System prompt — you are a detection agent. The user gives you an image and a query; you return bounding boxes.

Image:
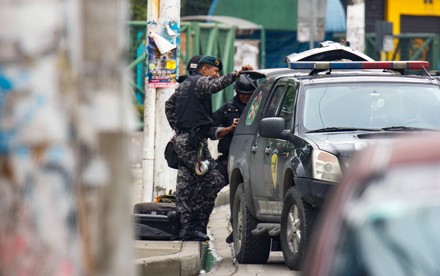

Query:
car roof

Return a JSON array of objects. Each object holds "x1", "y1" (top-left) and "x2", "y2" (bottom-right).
[
  {"x1": 248, "y1": 61, "x2": 440, "y2": 85},
  {"x1": 247, "y1": 43, "x2": 435, "y2": 84},
  {"x1": 285, "y1": 41, "x2": 374, "y2": 63},
  {"x1": 246, "y1": 42, "x2": 375, "y2": 80},
  {"x1": 247, "y1": 64, "x2": 434, "y2": 84},
  {"x1": 294, "y1": 73, "x2": 436, "y2": 85},
  {"x1": 258, "y1": 69, "x2": 435, "y2": 87}
]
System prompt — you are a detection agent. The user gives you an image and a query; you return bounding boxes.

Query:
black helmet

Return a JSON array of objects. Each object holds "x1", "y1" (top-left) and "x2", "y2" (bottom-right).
[
  {"x1": 177, "y1": 55, "x2": 202, "y2": 83},
  {"x1": 186, "y1": 55, "x2": 202, "y2": 74},
  {"x1": 234, "y1": 75, "x2": 257, "y2": 94}
]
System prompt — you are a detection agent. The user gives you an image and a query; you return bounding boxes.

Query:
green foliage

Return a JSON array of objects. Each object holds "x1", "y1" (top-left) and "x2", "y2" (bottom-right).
[
  {"x1": 181, "y1": 0, "x2": 212, "y2": 16},
  {"x1": 130, "y1": 0, "x2": 148, "y2": 21}
]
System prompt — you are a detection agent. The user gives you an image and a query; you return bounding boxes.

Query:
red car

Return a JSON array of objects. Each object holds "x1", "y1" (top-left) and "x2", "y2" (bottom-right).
[{"x1": 304, "y1": 134, "x2": 440, "y2": 275}]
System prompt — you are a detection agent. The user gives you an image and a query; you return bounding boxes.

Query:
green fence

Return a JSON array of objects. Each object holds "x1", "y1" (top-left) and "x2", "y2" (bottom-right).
[
  {"x1": 180, "y1": 21, "x2": 236, "y2": 110},
  {"x1": 127, "y1": 21, "x2": 236, "y2": 112},
  {"x1": 127, "y1": 21, "x2": 147, "y2": 110},
  {"x1": 128, "y1": 24, "x2": 440, "y2": 119},
  {"x1": 365, "y1": 33, "x2": 440, "y2": 70}
]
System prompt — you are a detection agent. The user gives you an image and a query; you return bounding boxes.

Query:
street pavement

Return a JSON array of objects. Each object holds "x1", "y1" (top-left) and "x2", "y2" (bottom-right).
[
  {"x1": 133, "y1": 186, "x2": 231, "y2": 276},
  {"x1": 134, "y1": 186, "x2": 301, "y2": 275},
  {"x1": 203, "y1": 194, "x2": 300, "y2": 276},
  {"x1": 130, "y1": 133, "x2": 299, "y2": 275}
]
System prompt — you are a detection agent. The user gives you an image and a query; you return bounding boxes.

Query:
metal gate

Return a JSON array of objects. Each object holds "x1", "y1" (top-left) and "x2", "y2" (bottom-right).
[{"x1": 365, "y1": 33, "x2": 440, "y2": 70}]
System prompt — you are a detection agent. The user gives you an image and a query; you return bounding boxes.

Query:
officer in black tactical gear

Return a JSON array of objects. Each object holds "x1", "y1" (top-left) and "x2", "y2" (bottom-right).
[
  {"x1": 165, "y1": 55, "x2": 253, "y2": 241},
  {"x1": 212, "y1": 74, "x2": 258, "y2": 180},
  {"x1": 212, "y1": 74, "x2": 257, "y2": 243},
  {"x1": 165, "y1": 55, "x2": 202, "y2": 130}
]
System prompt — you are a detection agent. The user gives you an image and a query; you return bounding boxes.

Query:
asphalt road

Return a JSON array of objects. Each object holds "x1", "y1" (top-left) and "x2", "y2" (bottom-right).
[{"x1": 204, "y1": 204, "x2": 302, "y2": 276}]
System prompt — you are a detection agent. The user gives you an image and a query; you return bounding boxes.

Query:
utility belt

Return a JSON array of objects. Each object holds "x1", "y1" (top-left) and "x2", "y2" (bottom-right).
[
  {"x1": 176, "y1": 125, "x2": 212, "y2": 176},
  {"x1": 176, "y1": 125, "x2": 211, "y2": 137},
  {"x1": 176, "y1": 125, "x2": 211, "y2": 148}
]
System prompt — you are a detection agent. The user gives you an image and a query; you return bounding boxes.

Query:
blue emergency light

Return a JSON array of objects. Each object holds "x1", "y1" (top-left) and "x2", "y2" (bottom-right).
[{"x1": 288, "y1": 61, "x2": 430, "y2": 70}]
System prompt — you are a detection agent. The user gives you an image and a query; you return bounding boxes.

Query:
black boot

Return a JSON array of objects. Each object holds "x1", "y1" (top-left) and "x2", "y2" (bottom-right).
[
  {"x1": 178, "y1": 226, "x2": 192, "y2": 241},
  {"x1": 179, "y1": 227, "x2": 209, "y2": 241},
  {"x1": 191, "y1": 230, "x2": 210, "y2": 241}
]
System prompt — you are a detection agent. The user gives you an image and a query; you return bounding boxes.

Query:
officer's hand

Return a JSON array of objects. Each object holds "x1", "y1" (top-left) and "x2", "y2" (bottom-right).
[
  {"x1": 237, "y1": 65, "x2": 254, "y2": 76},
  {"x1": 241, "y1": 65, "x2": 253, "y2": 71},
  {"x1": 217, "y1": 121, "x2": 238, "y2": 138},
  {"x1": 231, "y1": 118, "x2": 240, "y2": 128}
]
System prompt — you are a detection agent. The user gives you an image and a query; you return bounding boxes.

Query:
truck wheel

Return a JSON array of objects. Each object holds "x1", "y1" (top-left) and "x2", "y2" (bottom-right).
[
  {"x1": 280, "y1": 186, "x2": 317, "y2": 270},
  {"x1": 232, "y1": 183, "x2": 271, "y2": 264}
]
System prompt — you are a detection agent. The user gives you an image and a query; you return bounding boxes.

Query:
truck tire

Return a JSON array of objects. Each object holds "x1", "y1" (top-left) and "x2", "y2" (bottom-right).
[
  {"x1": 232, "y1": 183, "x2": 271, "y2": 264},
  {"x1": 280, "y1": 186, "x2": 317, "y2": 270}
]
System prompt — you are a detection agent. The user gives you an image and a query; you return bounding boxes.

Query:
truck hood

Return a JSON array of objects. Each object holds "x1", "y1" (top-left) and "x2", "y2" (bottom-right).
[{"x1": 304, "y1": 131, "x2": 410, "y2": 158}]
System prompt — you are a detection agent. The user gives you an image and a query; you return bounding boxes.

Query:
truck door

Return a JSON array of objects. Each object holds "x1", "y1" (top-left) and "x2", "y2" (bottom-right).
[
  {"x1": 250, "y1": 83, "x2": 287, "y2": 216},
  {"x1": 262, "y1": 84, "x2": 297, "y2": 201}
]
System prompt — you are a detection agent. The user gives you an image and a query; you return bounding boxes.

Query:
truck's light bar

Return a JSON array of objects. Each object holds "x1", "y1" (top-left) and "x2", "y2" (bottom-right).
[{"x1": 288, "y1": 61, "x2": 430, "y2": 70}]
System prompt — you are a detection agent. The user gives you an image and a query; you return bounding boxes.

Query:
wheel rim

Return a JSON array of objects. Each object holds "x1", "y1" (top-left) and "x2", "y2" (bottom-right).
[{"x1": 286, "y1": 204, "x2": 301, "y2": 254}]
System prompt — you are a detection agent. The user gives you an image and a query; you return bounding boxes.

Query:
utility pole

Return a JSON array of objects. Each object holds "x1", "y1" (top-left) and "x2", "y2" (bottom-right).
[
  {"x1": 143, "y1": 0, "x2": 180, "y2": 202},
  {"x1": 297, "y1": 0, "x2": 327, "y2": 49},
  {"x1": 310, "y1": 0, "x2": 316, "y2": 49},
  {"x1": 346, "y1": 0, "x2": 365, "y2": 52},
  {"x1": 0, "y1": 0, "x2": 134, "y2": 275}
]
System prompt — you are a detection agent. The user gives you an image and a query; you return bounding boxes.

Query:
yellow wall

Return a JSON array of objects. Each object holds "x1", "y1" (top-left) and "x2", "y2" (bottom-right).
[{"x1": 386, "y1": 0, "x2": 440, "y2": 34}]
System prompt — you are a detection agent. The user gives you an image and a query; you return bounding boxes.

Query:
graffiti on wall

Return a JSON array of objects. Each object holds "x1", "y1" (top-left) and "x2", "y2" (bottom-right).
[{"x1": 0, "y1": 2, "x2": 81, "y2": 275}]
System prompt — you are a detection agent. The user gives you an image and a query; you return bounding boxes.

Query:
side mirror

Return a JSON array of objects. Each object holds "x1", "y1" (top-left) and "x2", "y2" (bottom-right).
[{"x1": 259, "y1": 117, "x2": 289, "y2": 139}]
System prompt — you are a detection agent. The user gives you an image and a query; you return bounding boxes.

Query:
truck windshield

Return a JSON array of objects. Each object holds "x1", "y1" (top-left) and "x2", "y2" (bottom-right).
[{"x1": 303, "y1": 83, "x2": 440, "y2": 132}]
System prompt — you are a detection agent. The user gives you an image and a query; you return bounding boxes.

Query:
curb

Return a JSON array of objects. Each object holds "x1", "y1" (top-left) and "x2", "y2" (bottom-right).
[
  {"x1": 135, "y1": 241, "x2": 201, "y2": 276},
  {"x1": 134, "y1": 186, "x2": 230, "y2": 276},
  {"x1": 214, "y1": 186, "x2": 230, "y2": 207}
]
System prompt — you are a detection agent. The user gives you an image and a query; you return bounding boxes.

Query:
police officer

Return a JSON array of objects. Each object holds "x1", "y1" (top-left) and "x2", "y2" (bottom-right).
[
  {"x1": 165, "y1": 55, "x2": 202, "y2": 130},
  {"x1": 166, "y1": 55, "x2": 253, "y2": 241},
  {"x1": 212, "y1": 75, "x2": 257, "y2": 180},
  {"x1": 212, "y1": 74, "x2": 257, "y2": 243}
]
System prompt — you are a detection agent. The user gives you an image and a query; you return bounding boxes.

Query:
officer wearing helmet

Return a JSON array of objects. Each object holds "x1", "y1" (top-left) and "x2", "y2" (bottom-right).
[
  {"x1": 212, "y1": 74, "x2": 257, "y2": 243},
  {"x1": 212, "y1": 74, "x2": 258, "y2": 183}
]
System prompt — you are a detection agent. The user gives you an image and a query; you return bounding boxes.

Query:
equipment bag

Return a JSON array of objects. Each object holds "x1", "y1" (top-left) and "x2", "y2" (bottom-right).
[
  {"x1": 133, "y1": 202, "x2": 180, "y2": 240},
  {"x1": 164, "y1": 137, "x2": 179, "y2": 169}
]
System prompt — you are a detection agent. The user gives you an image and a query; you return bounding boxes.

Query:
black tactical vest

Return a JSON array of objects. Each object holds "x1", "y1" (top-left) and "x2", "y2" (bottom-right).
[
  {"x1": 217, "y1": 97, "x2": 246, "y2": 155},
  {"x1": 175, "y1": 74, "x2": 213, "y2": 130}
]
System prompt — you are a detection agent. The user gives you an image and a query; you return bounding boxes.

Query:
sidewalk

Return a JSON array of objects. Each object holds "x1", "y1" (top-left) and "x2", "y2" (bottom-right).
[
  {"x1": 134, "y1": 186, "x2": 232, "y2": 276},
  {"x1": 130, "y1": 131, "x2": 234, "y2": 275},
  {"x1": 134, "y1": 240, "x2": 201, "y2": 276}
]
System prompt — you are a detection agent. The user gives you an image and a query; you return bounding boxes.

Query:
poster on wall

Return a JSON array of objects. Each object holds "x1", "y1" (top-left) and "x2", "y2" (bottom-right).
[{"x1": 146, "y1": 20, "x2": 180, "y2": 88}]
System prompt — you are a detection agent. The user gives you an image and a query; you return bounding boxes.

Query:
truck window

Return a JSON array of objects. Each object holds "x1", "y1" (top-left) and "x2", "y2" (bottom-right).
[
  {"x1": 265, "y1": 85, "x2": 286, "y2": 118},
  {"x1": 279, "y1": 85, "x2": 297, "y2": 129}
]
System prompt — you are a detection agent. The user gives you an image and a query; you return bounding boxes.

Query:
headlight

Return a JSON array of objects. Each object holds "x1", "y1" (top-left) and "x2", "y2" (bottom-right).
[{"x1": 312, "y1": 149, "x2": 342, "y2": 182}]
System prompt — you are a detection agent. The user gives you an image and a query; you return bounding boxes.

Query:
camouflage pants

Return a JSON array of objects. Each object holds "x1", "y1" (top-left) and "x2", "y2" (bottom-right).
[{"x1": 174, "y1": 132, "x2": 226, "y2": 233}]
